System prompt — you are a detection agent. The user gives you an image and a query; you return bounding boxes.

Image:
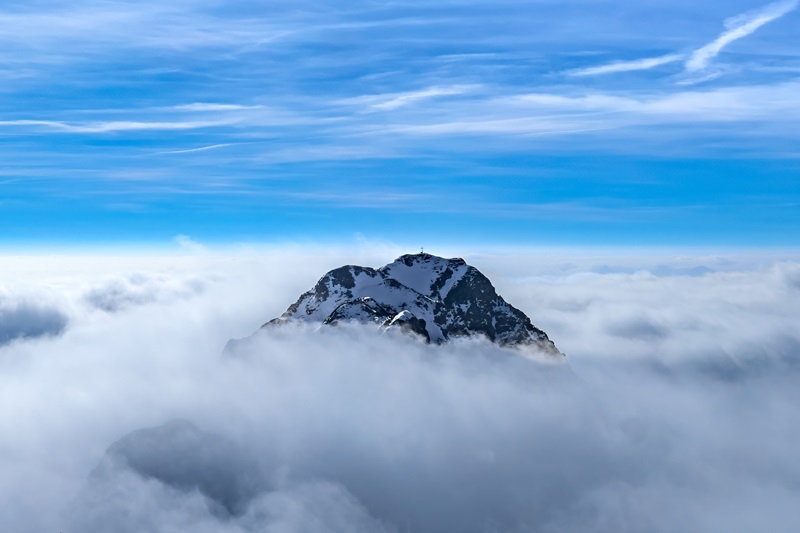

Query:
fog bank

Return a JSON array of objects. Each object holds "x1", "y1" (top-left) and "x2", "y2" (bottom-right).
[{"x1": 1, "y1": 252, "x2": 798, "y2": 532}]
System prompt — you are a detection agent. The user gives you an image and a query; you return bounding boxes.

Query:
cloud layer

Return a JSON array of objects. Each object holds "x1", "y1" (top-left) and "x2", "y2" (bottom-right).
[
  {"x1": 1, "y1": 252, "x2": 799, "y2": 532},
  {"x1": 0, "y1": 297, "x2": 67, "y2": 345}
]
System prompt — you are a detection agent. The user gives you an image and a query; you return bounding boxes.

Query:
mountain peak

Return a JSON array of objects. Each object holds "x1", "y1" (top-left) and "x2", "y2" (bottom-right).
[
  {"x1": 393, "y1": 252, "x2": 466, "y2": 266},
  {"x1": 232, "y1": 253, "x2": 562, "y2": 356},
  {"x1": 379, "y1": 253, "x2": 470, "y2": 301}
]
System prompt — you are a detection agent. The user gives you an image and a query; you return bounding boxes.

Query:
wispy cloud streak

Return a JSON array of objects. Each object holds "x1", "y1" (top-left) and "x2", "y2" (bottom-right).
[
  {"x1": 341, "y1": 86, "x2": 478, "y2": 112},
  {"x1": 568, "y1": 0, "x2": 798, "y2": 82},
  {"x1": 686, "y1": 0, "x2": 799, "y2": 73},
  {"x1": 155, "y1": 144, "x2": 235, "y2": 155},
  {"x1": 569, "y1": 54, "x2": 683, "y2": 77},
  {"x1": 0, "y1": 119, "x2": 235, "y2": 133},
  {"x1": 173, "y1": 103, "x2": 263, "y2": 112}
]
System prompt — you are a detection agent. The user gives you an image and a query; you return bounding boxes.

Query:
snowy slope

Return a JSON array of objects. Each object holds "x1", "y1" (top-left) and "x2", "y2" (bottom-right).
[{"x1": 251, "y1": 253, "x2": 561, "y2": 356}]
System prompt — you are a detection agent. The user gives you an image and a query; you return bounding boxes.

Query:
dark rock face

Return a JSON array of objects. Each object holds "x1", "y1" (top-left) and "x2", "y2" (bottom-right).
[
  {"x1": 438, "y1": 267, "x2": 546, "y2": 346},
  {"x1": 324, "y1": 297, "x2": 393, "y2": 326},
  {"x1": 382, "y1": 311, "x2": 431, "y2": 343},
  {"x1": 237, "y1": 253, "x2": 561, "y2": 356}
]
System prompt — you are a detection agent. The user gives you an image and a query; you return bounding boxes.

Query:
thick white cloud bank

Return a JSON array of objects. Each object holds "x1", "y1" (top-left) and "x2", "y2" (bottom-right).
[{"x1": 1, "y1": 250, "x2": 799, "y2": 532}]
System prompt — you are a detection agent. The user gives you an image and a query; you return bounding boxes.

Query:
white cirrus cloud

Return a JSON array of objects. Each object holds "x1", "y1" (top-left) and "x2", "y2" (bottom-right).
[
  {"x1": 173, "y1": 103, "x2": 265, "y2": 112},
  {"x1": 568, "y1": 54, "x2": 684, "y2": 77},
  {"x1": 383, "y1": 80, "x2": 800, "y2": 138},
  {"x1": 341, "y1": 85, "x2": 479, "y2": 112},
  {"x1": 685, "y1": 0, "x2": 800, "y2": 73},
  {"x1": 0, "y1": 119, "x2": 236, "y2": 133},
  {"x1": 155, "y1": 143, "x2": 236, "y2": 155}
]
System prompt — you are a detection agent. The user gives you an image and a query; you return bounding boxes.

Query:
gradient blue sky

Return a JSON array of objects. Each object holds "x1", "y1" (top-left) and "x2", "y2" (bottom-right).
[{"x1": 1, "y1": 0, "x2": 799, "y2": 248}]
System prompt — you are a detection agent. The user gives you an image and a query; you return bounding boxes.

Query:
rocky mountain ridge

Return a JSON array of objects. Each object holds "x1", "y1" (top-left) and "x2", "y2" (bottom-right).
[{"x1": 230, "y1": 253, "x2": 561, "y2": 356}]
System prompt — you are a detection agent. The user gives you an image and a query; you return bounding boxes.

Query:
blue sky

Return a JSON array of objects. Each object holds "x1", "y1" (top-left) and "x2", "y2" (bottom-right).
[{"x1": 1, "y1": 0, "x2": 799, "y2": 248}]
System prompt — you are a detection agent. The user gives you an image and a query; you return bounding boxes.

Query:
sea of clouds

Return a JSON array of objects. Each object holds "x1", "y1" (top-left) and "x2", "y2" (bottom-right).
[{"x1": 1, "y1": 248, "x2": 799, "y2": 532}]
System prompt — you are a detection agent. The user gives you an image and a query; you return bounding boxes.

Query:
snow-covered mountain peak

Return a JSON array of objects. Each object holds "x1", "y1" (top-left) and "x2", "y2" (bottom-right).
[
  {"x1": 379, "y1": 253, "x2": 469, "y2": 300},
  {"x1": 230, "y1": 253, "x2": 562, "y2": 356}
]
